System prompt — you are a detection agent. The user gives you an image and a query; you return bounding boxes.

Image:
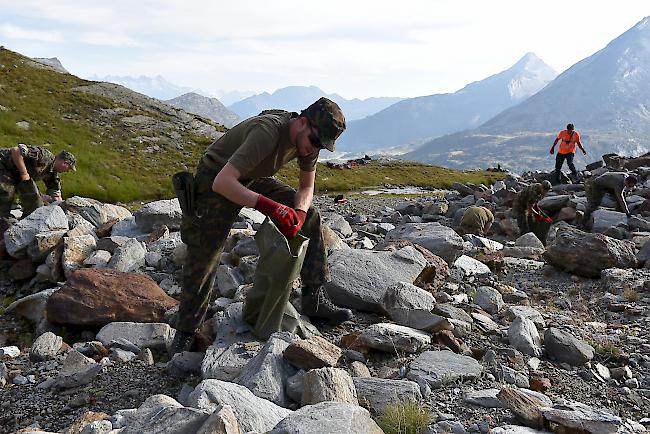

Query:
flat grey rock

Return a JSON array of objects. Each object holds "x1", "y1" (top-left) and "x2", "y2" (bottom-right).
[
  {"x1": 358, "y1": 323, "x2": 431, "y2": 354},
  {"x1": 385, "y1": 222, "x2": 465, "y2": 263},
  {"x1": 119, "y1": 394, "x2": 210, "y2": 434},
  {"x1": 29, "y1": 332, "x2": 63, "y2": 362},
  {"x1": 407, "y1": 350, "x2": 482, "y2": 388},
  {"x1": 134, "y1": 199, "x2": 182, "y2": 231},
  {"x1": 96, "y1": 322, "x2": 175, "y2": 351}
]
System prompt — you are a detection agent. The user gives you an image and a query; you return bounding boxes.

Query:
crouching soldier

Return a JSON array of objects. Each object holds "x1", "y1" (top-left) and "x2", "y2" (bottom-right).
[
  {"x1": 0, "y1": 144, "x2": 76, "y2": 225},
  {"x1": 512, "y1": 180, "x2": 551, "y2": 235},
  {"x1": 458, "y1": 205, "x2": 494, "y2": 237},
  {"x1": 170, "y1": 98, "x2": 354, "y2": 355},
  {"x1": 584, "y1": 172, "x2": 637, "y2": 221}
]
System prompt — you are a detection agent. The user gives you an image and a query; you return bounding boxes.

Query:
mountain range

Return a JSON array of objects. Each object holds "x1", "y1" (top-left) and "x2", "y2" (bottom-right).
[
  {"x1": 90, "y1": 74, "x2": 253, "y2": 106},
  {"x1": 228, "y1": 86, "x2": 403, "y2": 121},
  {"x1": 165, "y1": 93, "x2": 241, "y2": 128},
  {"x1": 337, "y1": 53, "x2": 557, "y2": 153},
  {"x1": 404, "y1": 17, "x2": 650, "y2": 172}
]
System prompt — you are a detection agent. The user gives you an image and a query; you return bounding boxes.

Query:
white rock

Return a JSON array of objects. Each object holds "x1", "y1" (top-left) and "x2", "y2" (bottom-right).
[
  {"x1": 358, "y1": 323, "x2": 431, "y2": 354},
  {"x1": 96, "y1": 322, "x2": 175, "y2": 351},
  {"x1": 187, "y1": 379, "x2": 293, "y2": 433},
  {"x1": 4, "y1": 205, "x2": 68, "y2": 257}
]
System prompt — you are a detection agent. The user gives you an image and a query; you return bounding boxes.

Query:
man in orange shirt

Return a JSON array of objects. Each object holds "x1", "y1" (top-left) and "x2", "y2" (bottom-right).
[{"x1": 550, "y1": 123, "x2": 586, "y2": 184}]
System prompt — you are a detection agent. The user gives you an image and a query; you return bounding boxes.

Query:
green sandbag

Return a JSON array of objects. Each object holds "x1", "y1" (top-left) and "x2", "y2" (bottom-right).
[{"x1": 243, "y1": 218, "x2": 319, "y2": 340}]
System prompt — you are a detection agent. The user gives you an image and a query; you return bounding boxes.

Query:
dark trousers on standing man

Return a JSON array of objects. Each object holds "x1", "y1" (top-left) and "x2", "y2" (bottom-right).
[{"x1": 555, "y1": 152, "x2": 577, "y2": 184}]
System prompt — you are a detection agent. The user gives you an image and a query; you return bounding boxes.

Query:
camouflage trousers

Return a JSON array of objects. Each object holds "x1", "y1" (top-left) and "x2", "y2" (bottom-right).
[
  {"x1": 457, "y1": 223, "x2": 483, "y2": 237},
  {"x1": 0, "y1": 166, "x2": 43, "y2": 222},
  {"x1": 0, "y1": 168, "x2": 16, "y2": 221},
  {"x1": 515, "y1": 211, "x2": 534, "y2": 235},
  {"x1": 176, "y1": 163, "x2": 329, "y2": 333}
]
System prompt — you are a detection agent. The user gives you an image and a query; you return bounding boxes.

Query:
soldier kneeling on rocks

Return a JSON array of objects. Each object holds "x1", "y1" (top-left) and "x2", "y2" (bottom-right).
[
  {"x1": 0, "y1": 144, "x2": 76, "y2": 228},
  {"x1": 512, "y1": 180, "x2": 552, "y2": 235},
  {"x1": 170, "y1": 98, "x2": 354, "y2": 355}
]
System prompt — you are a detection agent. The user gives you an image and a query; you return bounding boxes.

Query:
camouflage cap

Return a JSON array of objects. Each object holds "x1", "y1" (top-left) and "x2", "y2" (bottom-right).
[
  {"x1": 301, "y1": 97, "x2": 346, "y2": 152},
  {"x1": 57, "y1": 150, "x2": 76, "y2": 171}
]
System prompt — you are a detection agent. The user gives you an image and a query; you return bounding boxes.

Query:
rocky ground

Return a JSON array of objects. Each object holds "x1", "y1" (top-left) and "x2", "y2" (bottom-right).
[{"x1": 1, "y1": 153, "x2": 650, "y2": 434}]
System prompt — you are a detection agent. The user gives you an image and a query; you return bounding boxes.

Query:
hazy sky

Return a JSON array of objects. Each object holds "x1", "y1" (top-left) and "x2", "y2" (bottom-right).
[{"x1": 1, "y1": 0, "x2": 649, "y2": 99}]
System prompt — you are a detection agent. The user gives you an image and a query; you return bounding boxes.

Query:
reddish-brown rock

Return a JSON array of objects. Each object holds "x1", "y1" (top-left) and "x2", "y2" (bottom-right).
[
  {"x1": 283, "y1": 335, "x2": 342, "y2": 370},
  {"x1": 95, "y1": 218, "x2": 119, "y2": 238},
  {"x1": 46, "y1": 268, "x2": 178, "y2": 326}
]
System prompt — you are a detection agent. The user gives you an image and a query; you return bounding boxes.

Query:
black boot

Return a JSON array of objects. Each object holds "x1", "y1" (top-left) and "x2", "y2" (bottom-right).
[
  {"x1": 168, "y1": 330, "x2": 195, "y2": 358},
  {"x1": 301, "y1": 286, "x2": 353, "y2": 325}
]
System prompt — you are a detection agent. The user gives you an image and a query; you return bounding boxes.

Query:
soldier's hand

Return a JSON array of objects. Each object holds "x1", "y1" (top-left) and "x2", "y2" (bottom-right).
[
  {"x1": 255, "y1": 195, "x2": 300, "y2": 237},
  {"x1": 549, "y1": 148, "x2": 554, "y2": 155},
  {"x1": 284, "y1": 209, "x2": 307, "y2": 239}
]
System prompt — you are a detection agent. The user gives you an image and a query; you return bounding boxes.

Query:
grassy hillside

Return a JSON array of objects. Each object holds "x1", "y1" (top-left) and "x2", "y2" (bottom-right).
[
  {"x1": 0, "y1": 47, "x2": 220, "y2": 203},
  {"x1": 276, "y1": 160, "x2": 503, "y2": 192},
  {"x1": 0, "y1": 47, "x2": 502, "y2": 202}
]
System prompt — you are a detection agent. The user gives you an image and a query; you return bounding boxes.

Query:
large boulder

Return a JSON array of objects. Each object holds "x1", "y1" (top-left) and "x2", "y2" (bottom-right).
[
  {"x1": 385, "y1": 222, "x2": 465, "y2": 263},
  {"x1": 46, "y1": 268, "x2": 178, "y2": 326},
  {"x1": 269, "y1": 401, "x2": 383, "y2": 434},
  {"x1": 4, "y1": 205, "x2": 68, "y2": 257},
  {"x1": 187, "y1": 379, "x2": 292, "y2": 433},
  {"x1": 325, "y1": 246, "x2": 427, "y2": 312},
  {"x1": 543, "y1": 226, "x2": 637, "y2": 277},
  {"x1": 134, "y1": 199, "x2": 182, "y2": 231}
]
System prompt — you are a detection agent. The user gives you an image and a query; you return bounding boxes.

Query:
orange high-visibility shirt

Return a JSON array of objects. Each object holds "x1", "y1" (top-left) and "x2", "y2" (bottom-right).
[{"x1": 557, "y1": 129, "x2": 580, "y2": 154}]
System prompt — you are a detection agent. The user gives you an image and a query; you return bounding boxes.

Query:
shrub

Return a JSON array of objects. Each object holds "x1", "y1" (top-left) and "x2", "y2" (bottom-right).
[{"x1": 376, "y1": 401, "x2": 430, "y2": 434}]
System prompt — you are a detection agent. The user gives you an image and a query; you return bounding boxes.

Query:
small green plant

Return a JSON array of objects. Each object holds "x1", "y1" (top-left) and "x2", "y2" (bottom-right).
[
  {"x1": 622, "y1": 288, "x2": 639, "y2": 302},
  {"x1": 590, "y1": 340, "x2": 621, "y2": 358},
  {"x1": 376, "y1": 401, "x2": 430, "y2": 434},
  {"x1": 567, "y1": 286, "x2": 580, "y2": 297}
]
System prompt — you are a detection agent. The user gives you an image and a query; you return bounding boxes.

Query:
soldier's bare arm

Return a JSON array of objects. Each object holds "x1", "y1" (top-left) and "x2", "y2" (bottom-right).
[
  {"x1": 294, "y1": 169, "x2": 315, "y2": 212},
  {"x1": 212, "y1": 163, "x2": 259, "y2": 208},
  {"x1": 10, "y1": 147, "x2": 30, "y2": 181}
]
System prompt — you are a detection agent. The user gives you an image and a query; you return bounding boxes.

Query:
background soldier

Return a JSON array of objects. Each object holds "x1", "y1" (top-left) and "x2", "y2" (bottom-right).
[
  {"x1": 171, "y1": 97, "x2": 353, "y2": 354},
  {"x1": 513, "y1": 180, "x2": 551, "y2": 235},
  {"x1": 584, "y1": 172, "x2": 637, "y2": 221},
  {"x1": 458, "y1": 205, "x2": 494, "y2": 236},
  {"x1": 0, "y1": 144, "x2": 76, "y2": 225}
]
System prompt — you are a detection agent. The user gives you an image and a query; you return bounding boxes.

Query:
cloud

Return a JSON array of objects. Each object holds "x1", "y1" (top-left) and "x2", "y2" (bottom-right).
[
  {"x1": 0, "y1": 23, "x2": 64, "y2": 42},
  {"x1": 78, "y1": 32, "x2": 146, "y2": 47}
]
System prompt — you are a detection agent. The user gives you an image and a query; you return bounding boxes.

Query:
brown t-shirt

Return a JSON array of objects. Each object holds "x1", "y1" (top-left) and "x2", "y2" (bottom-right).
[{"x1": 201, "y1": 110, "x2": 318, "y2": 179}]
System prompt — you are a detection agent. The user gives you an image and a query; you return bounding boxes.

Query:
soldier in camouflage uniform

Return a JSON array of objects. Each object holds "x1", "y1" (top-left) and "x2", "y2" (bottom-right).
[
  {"x1": 0, "y1": 144, "x2": 76, "y2": 224},
  {"x1": 171, "y1": 97, "x2": 352, "y2": 354},
  {"x1": 512, "y1": 180, "x2": 551, "y2": 235},
  {"x1": 458, "y1": 205, "x2": 494, "y2": 236}
]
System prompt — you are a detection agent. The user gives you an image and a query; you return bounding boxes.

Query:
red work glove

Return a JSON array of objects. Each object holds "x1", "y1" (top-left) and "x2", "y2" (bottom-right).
[
  {"x1": 254, "y1": 195, "x2": 299, "y2": 238},
  {"x1": 283, "y1": 209, "x2": 307, "y2": 239}
]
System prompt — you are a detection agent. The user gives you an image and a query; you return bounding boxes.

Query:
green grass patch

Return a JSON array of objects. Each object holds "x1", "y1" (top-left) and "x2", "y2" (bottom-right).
[
  {"x1": 276, "y1": 160, "x2": 504, "y2": 193},
  {"x1": 375, "y1": 401, "x2": 430, "y2": 434}
]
